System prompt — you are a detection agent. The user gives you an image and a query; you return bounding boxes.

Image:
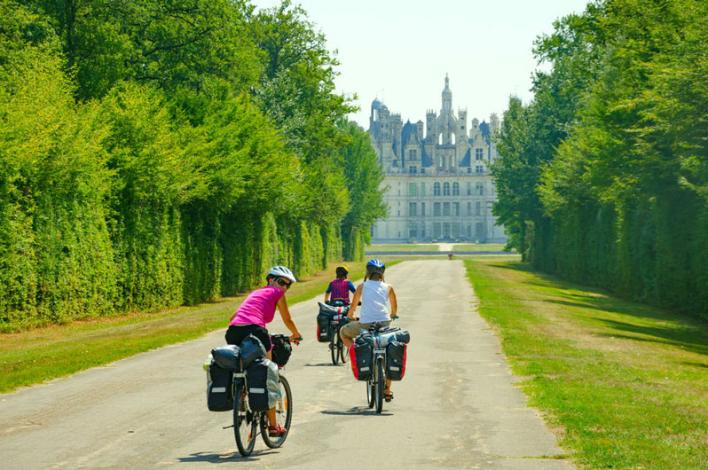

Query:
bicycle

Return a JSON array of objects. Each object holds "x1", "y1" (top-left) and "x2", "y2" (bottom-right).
[
  {"x1": 361, "y1": 321, "x2": 395, "y2": 414},
  {"x1": 326, "y1": 301, "x2": 349, "y2": 365},
  {"x1": 231, "y1": 335, "x2": 298, "y2": 456}
]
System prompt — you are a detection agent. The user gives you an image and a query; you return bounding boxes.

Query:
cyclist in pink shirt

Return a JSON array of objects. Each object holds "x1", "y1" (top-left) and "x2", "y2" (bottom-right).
[{"x1": 226, "y1": 266, "x2": 303, "y2": 437}]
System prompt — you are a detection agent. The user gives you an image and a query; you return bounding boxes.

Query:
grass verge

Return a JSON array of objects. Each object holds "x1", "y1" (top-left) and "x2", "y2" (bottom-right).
[
  {"x1": 465, "y1": 259, "x2": 707, "y2": 470},
  {"x1": 0, "y1": 261, "x2": 380, "y2": 394}
]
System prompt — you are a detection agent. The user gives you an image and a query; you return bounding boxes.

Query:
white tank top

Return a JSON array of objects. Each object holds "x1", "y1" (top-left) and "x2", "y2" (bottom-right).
[{"x1": 359, "y1": 280, "x2": 391, "y2": 323}]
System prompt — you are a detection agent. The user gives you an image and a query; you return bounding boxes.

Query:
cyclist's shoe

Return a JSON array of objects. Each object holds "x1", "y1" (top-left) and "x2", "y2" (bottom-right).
[
  {"x1": 384, "y1": 391, "x2": 394, "y2": 402},
  {"x1": 268, "y1": 424, "x2": 287, "y2": 437}
]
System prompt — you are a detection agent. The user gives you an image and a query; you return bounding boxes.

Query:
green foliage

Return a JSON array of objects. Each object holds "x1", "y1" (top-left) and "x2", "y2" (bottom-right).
[
  {"x1": 493, "y1": 0, "x2": 707, "y2": 316},
  {"x1": 0, "y1": 0, "x2": 387, "y2": 330},
  {"x1": 339, "y1": 122, "x2": 386, "y2": 261},
  {"x1": 0, "y1": 10, "x2": 116, "y2": 326},
  {"x1": 29, "y1": 0, "x2": 262, "y2": 99}
]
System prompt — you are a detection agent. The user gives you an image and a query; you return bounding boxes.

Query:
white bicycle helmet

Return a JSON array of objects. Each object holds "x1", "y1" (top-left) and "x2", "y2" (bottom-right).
[{"x1": 267, "y1": 266, "x2": 297, "y2": 284}]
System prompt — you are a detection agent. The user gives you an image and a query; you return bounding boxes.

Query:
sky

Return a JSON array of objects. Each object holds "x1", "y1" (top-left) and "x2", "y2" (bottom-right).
[{"x1": 251, "y1": 0, "x2": 590, "y2": 128}]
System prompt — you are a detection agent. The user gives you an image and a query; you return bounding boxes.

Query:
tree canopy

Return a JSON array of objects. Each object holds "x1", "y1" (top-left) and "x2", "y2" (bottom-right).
[
  {"x1": 0, "y1": 0, "x2": 384, "y2": 330},
  {"x1": 492, "y1": 0, "x2": 707, "y2": 316}
]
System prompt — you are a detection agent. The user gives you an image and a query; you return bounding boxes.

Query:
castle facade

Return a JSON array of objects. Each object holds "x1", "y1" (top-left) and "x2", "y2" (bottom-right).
[{"x1": 369, "y1": 76, "x2": 506, "y2": 243}]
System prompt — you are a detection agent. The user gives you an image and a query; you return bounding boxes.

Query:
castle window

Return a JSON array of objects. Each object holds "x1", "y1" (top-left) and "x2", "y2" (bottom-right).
[
  {"x1": 409, "y1": 202, "x2": 417, "y2": 217},
  {"x1": 409, "y1": 166, "x2": 418, "y2": 174},
  {"x1": 421, "y1": 202, "x2": 426, "y2": 217},
  {"x1": 409, "y1": 223, "x2": 417, "y2": 239},
  {"x1": 476, "y1": 165, "x2": 484, "y2": 174},
  {"x1": 475, "y1": 201, "x2": 481, "y2": 216},
  {"x1": 453, "y1": 202, "x2": 460, "y2": 216},
  {"x1": 443, "y1": 182, "x2": 450, "y2": 196},
  {"x1": 452, "y1": 182, "x2": 459, "y2": 196},
  {"x1": 409, "y1": 149, "x2": 417, "y2": 160},
  {"x1": 434, "y1": 203, "x2": 441, "y2": 216},
  {"x1": 467, "y1": 202, "x2": 472, "y2": 216},
  {"x1": 420, "y1": 182, "x2": 426, "y2": 196},
  {"x1": 476, "y1": 182, "x2": 485, "y2": 195},
  {"x1": 409, "y1": 182, "x2": 417, "y2": 196},
  {"x1": 443, "y1": 202, "x2": 451, "y2": 216},
  {"x1": 475, "y1": 148, "x2": 484, "y2": 161},
  {"x1": 467, "y1": 182, "x2": 472, "y2": 195},
  {"x1": 433, "y1": 182, "x2": 441, "y2": 196}
]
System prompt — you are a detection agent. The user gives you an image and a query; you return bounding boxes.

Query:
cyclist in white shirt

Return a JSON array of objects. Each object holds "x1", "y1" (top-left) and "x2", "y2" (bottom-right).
[{"x1": 340, "y1": 259, "x2": 398, "y2": 401}]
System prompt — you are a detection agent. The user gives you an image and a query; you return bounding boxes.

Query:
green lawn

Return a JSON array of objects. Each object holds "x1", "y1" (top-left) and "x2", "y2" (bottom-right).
[
  {"x1": 465, "y1": 259, "x2": 707, "y2": 469},
  {"x1": 0, "y1": 261, "x2": 374, "y2": 393},
  {"x1": 452, "y1": 243, "x2": 508, "y2": 252},
  {"x1": 367, "y1": 243, "x2": 510, "y2": 252},
  {"x1": 366, "y1": 243, "x2": 441, "y2": 252}
]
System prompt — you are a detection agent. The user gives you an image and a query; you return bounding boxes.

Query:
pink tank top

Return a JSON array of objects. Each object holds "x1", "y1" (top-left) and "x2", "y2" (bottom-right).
[{"x1": 229, "y1": 286, "x2": 284, "y2": 328}]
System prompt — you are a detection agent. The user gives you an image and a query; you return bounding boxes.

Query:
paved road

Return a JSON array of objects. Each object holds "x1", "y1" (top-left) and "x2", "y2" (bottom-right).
[{"x1": 0, "y1": 260, "x2": 573, "y2": 469}]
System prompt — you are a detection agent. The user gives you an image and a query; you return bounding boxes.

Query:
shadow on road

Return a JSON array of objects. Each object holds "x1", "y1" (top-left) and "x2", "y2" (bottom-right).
[
  {"x1": 178, "y1": 450, "x2": 277, "y2": 464},
  {"x1": 321, "y1": 407, "x2": 393, "y2": 417},
  {"x1": 304, "y1": 362, "x2": 341, "y2": 367}
]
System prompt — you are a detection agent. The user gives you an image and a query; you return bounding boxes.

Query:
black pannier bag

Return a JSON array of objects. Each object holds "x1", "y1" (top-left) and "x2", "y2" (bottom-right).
[
  {"x1": 316, "y1": 311, "x2": 332, "y2": 342},
  {"x1": 349, "y1": 336, "x2": 373, "y2": 381},
  {"x1": 239, "y1": 334, "x2": 266, "y2": 369},
  {"x1": 316, "y1": 302, "x2": 349, "y2": 343},
  {"x1": 386, "y1": 341, "x2": 408, "y2": 381},
  {"x1": 246, "y1": 358, "x2": 270, "y2": 411},
  {"x1": 207, "y1": 360, "x2": 233, "y2": 411},
  {"x1": 270, "y1": 334, "x2": 292, "y2": 367},
  {"x1": 211, "y1": 344, "x2": 241, "y2": 371}
]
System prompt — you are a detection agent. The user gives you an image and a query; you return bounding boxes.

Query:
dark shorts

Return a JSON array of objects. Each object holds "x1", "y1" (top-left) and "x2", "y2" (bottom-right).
[{"x1": 225, "y1": 324, "x2": 272, "y2": 351}]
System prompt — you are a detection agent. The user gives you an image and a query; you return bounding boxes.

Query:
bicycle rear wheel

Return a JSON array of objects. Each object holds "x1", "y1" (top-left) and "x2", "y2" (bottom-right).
[
  {"x1": 375, "y1": 359, "x2": 384, "y2": 414},
  {"x1": 330, "y1": 330, "x2": 338, "y2": 365},
  {"x1": 260, "y1": 375, "x2": 293, "y2": 448},
  {"x1": 233, "y1": 382, "x2": 257, "y2": 456}
]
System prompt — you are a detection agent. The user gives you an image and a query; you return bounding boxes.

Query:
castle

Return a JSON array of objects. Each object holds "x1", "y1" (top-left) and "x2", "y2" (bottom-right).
[{"x1": 368, "y1": 76, "x2": 506, "y2": 243}]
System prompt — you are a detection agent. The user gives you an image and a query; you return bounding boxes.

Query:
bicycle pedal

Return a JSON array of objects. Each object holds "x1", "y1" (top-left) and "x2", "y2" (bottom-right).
[{"x1": 222, "y1": 424, "x2": 234, "y2": 429}]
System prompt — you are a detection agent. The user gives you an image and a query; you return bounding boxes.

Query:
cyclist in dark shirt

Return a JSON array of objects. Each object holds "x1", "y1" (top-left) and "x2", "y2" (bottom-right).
[{"x1": 324, "y1": 265, "x2": 356, "y2": 306}]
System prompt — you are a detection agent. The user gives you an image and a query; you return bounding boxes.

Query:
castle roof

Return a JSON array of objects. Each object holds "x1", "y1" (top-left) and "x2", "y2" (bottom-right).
[
  {"x1": 459, "y1": 148, "x2": 472, "y2": 167},
  {"x1": 401, "y1": 121, "x2": 421, "y2": 146},
  {"x1": 479, "y1": 121, "x2": 491, "y2": 142},
  {"x1": 421, "y1": 145, "x2": 433, "y2": 167}
]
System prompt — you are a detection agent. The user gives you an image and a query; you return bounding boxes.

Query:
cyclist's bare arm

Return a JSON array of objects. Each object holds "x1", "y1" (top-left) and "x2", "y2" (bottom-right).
[
  {"x1": 348, "y1": 284, "x2": 363, "y2": 320},
  {"x1": 389, "y1": 287, "x2": 398, "y2": 318},
  {"x1": 277, "y1": 296, "x2": 302, "y2": 342},
  {"x1": 324, "y1": 291, "x2": 330, "y2": 302}
]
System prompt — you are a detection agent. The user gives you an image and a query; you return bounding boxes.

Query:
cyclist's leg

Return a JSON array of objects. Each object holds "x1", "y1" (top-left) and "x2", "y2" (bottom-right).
[
  {"x1": 339, "y1": 320, "x2": 361, "y2": 349},
  {"x1": 384, "y1": 378, "x2": 393, "y2": 398}
]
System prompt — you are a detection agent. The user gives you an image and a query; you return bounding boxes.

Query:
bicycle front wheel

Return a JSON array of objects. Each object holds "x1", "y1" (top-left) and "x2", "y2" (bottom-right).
[
  {"x1": 338, "y1": 334, "x2": 348, "y2": 364},
  {"x1": 260, "y1": 375, "x2": 293, "y2": 448},
  {"x1": 233, "y1": 382, "x2": 257, "y2": 456},
  {"x1": 366, "y1": 377, "x2": 375, "y2": 408},
  {"x1": 375, "y1": 359, "x2": 384, "y2": 414}
]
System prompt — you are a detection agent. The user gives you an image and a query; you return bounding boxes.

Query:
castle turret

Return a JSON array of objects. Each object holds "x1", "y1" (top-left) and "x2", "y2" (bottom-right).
[
  {"x1": 426, "y1": 110, "x2": 436, "y2": 141},
  {"x1": 441, "y1": 74, "x2": 452, "y2": 113}
]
